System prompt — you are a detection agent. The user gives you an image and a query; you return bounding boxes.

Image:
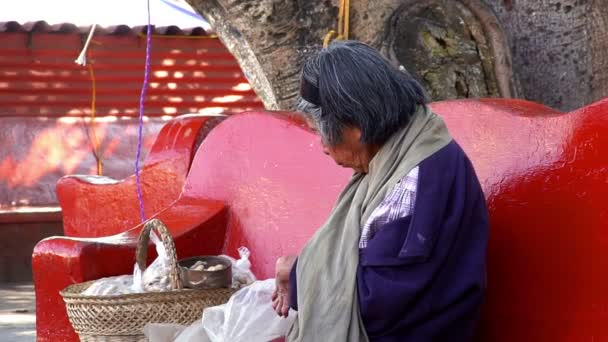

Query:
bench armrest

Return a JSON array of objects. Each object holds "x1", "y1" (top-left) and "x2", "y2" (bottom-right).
[{"x1": 33, "y1": 198, "x2": 228, "y2": 342}]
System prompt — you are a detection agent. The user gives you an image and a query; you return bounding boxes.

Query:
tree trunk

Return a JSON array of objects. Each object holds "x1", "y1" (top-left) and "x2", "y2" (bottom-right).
[
  {"x1": 186, "y1": 0, "x2": 608, "y2": 111},
  {"x1": 484, "y1": 0, "x2": 608, "y2": 110}
]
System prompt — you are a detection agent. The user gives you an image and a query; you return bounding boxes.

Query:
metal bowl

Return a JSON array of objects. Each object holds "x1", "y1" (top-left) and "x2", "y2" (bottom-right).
[{"x1": 178, "y1": 256, "x2": 232, "y2": 289}]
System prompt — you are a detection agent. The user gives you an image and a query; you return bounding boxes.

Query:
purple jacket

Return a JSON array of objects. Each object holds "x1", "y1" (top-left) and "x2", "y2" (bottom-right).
[{"x1": 290, "y1": 141, "x2": 489, "y2": 341}]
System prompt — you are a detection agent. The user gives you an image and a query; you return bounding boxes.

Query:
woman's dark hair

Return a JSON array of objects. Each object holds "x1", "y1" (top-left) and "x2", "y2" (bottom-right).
[{"x1": 297, "y1": 40, "x2": 426, "y2": 146}]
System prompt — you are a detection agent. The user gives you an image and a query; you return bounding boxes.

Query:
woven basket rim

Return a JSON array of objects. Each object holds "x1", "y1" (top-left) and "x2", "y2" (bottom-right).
[
  {"x1": 60, "y1": 219, "x2": 237, "y2": 340},
  {"x1": 61, "y1": 279, "x2": 235, "y2": 301}
]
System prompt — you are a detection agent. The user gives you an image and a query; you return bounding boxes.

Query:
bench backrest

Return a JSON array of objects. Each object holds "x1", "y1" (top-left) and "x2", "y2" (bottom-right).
[
  {"x1": 184, "y1": 112, "x2": 352, "y2": 278},
  {"x1": 185, "y1": 99, "x2": 608, "y2": 341},
  {"x1": 435, "y1": 99, "x2": 608, "y2": 341},
  {"x1": 58, "y1": 115, "x2": 211, "y2": 237}
]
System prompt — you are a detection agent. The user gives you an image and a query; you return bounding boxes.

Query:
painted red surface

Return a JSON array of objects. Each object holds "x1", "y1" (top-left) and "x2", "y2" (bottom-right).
[
  {"x1": 34, "y1": 98, "x2": 608, "y2": 341},
  {"x1": 434, "y1": 99, "x2": 608, "y2": 341},
  {"x1": 186, "y1": 111, "x2": 353, "y2": 279},
  {"x1": 33, "y1": 197, "x2": 227, "y2": 342},
  {"x1": 58, "y1": 115, "x2": 212, "y2": 237},
  {"x1": 33, "y1": 115, "x2": 224, "y2": 341}
]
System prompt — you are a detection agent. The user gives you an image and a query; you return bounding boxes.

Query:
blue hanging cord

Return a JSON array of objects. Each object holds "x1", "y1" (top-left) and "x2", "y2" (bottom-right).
[{"x1": 135, "y1": 0, "x2": 153, "y2": 223}]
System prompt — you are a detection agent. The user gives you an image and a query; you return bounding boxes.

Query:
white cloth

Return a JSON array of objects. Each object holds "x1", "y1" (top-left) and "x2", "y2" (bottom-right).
[{"x1": 359, "y1": 166, "x2": 419, "y2": 249}]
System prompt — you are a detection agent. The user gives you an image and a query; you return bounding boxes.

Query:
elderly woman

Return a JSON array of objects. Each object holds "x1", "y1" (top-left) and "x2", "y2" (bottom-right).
[{"x1": 271, "y1": 40, "x2": 489, "y2": 341}]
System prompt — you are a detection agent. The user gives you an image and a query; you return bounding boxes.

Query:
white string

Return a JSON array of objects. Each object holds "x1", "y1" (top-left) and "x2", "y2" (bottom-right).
[{"x1": 75, "y1": 24, "x2": 97, "y2": 66}]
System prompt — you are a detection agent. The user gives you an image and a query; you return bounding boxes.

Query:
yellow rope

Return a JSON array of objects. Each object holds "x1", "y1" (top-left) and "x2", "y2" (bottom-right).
[
  {"x1": 323, "y1": 0, "x2": 350, "y2": 47},
  {"x1": 343, "y1": 0, "x2": 350, "y2": 39},
  {"x1": 87, "y1": 63, "x2": 103, "y2": 176},
  {"x1": 323, "y1": 30, "x2": 338, "y2": 47}
]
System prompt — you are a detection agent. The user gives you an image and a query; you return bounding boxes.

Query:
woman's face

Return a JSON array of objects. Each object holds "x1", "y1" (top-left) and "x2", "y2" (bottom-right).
[{"x1": 308, "y1": 121, "x2": 379, "y2": 174}]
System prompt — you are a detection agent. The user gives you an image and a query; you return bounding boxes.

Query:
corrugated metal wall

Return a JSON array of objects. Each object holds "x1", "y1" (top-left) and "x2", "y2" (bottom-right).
[
  {"x1": 0, "y1": 28, "x2": 265, "y2": 209},
  {"x1": 0, "y1": 31, "x2": 264, "y2": 117}
]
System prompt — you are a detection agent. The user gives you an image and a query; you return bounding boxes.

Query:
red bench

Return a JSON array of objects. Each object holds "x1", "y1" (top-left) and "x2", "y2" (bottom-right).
[
  {"x1": 57, "y1": 115, "x2": 224, "y2": 237},
  {"x1": 34, "y1": 99, "x2": 608, "y2": 341},
  {"x1": 33, "y1": 114, "x2": 225, "y2": 341}
]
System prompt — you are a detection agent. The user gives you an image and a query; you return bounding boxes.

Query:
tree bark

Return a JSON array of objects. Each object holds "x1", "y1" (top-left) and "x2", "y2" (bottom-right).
[
  {"x1": 382, "y1": 0, "x2": 516, "y2": 101},
  {"x1": 186, "y1": 0, "x2": 608, "y2": 111},
  {"x1": 478, "y1": 0, "x2": 608, "y2": 110}
]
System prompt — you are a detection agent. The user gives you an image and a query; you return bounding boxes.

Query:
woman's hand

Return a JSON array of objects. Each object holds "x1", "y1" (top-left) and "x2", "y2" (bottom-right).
[{"x1": 272, "y1": 255, "x2": 297, "y2": 317}]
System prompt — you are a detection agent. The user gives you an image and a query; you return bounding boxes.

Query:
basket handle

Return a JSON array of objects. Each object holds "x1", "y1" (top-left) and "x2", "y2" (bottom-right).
[{"x1": 135, "y1": 218, "x2": 183, "y2": 290}]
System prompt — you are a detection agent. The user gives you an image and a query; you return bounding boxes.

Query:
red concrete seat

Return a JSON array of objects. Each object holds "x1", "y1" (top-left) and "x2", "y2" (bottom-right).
[
  {"x1": 57, "y1": 115, "x2": 223, "y2": 237},
  {"x1": 183, "y1": 100, "x2": 608, "y2": 341},
  {"x1": 33, "y1": 197, "x2": 228, "y2": 341},
  {"x1": 188, "y1": 111, "x2": 353, "y2": 278},
  {"x1": 436, "y1": 99, "x2": 608, "y2": 341},
  {"x1": 34, "y1": 98, "x2": 608, "y2": 341},
  {"x1": 33, "y1": 114, "x2": 226, "y2": 341}
]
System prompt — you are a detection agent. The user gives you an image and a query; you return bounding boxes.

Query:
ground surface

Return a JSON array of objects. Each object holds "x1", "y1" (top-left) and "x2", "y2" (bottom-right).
[{"x1": 0, "y1": 283, "x2": 36, "y2": 342}]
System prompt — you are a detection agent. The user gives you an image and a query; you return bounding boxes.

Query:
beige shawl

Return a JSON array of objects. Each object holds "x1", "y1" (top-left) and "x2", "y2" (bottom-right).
[{"x1": 287, "y1": 106, "x2": 452, "y2": 341}]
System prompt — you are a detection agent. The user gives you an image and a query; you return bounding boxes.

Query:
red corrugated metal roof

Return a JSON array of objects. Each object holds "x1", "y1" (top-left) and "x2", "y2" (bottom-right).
[
  {"x1": 0, "y1": 20, "x2": 212, "y2": 36},
  {"x1": 0, "y1": 22, "x2": 264, "y2": 117}
]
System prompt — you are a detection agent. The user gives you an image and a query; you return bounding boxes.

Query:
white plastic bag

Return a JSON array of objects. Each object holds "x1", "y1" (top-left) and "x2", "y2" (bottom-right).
[
  {"x1": 132, "y1": 229, "x2": 173, "y2": 293},
  {"x1": 202, "y1": 279, "x2": 296, "y2": 342},
  {"x1": 144, "y1": 321, "x2": 211, "y2": 342},
  {"x1": 220, "y1": 247, "x2": 256, "y2": 289},
  {"x1": 82, "y1": 275, "x2": 135, "y2": 296},
  {"x1": 82, "y1": 230, "x2": 173, "y2": 296},
  {"x1": 143, "y1": 279, "x2": 294, "y2": 342}
]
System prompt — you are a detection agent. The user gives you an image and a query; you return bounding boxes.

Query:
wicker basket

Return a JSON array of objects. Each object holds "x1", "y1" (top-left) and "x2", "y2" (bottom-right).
[{"x1": 61, "y1": 219, "x2": 235, "y2": 341}]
